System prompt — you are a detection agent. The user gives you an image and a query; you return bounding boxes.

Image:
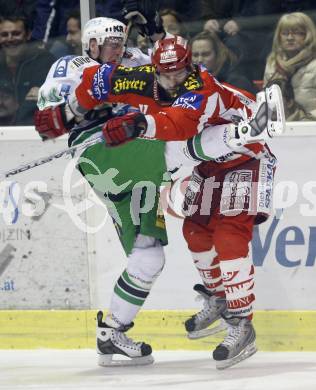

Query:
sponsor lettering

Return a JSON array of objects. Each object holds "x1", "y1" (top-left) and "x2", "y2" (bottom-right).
[
  {"x1": 160, "y1": 50, "x2": 177, "y2": 63},
  {"x1": 235, "y1": 93, "x2": 252, "y2": 106},
  {"x1": 0, "y1": 229, "x2": 30, "y2": 242},
  {"x1": 113, "y1": 25, "x2": 124, "y2": 33},
  {"x1": 113, "y1": 78, "x2": 147, "y2": 93},
  {"x1": 252, "y1": 213, "x2": 316, "y2": 267},
  {"x1": 0, "y1": 279, "x2": 15, "y2": 291},
  {"x1": 71, "y1": 56, "x2": 91, "y2": 68},
  {"x1": 92, "y1": 63, "x2": 114, "y2": 100},
  {"x1": 172, "y1": 92, "x2": 203, "y2": 110},
  {"x1": 199, "y1": 269, "x2": 213, "y2": 278},
  {"x1": 0, "y1": 181, "x2": 49, "y2": 224},
  {"x1": 258, "y1": 152, "x2": 276, "y2": 212},
  {"x1": 227, "y1": 296, "x2": 253, "y2": 309},
  {"x1": 214, "y1": 152, "x2": 235, "y2": 163}
]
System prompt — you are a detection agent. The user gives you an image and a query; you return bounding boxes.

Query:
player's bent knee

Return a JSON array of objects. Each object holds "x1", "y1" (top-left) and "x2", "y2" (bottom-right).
[
  {"x1": 213, "y1": 230, "x2": 250, "y2": 260},
  {"x1": 127, "y1": 238, "x2": 165, "y2": 289},
  {"x1": 183, "y1": 219, "x2": 213, "y2": 252}
]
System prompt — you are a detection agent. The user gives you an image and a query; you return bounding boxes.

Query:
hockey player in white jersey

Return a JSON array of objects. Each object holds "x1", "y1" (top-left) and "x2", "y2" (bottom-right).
[{"x1": 35, "y1": 7, "x2": 169, "y2": 367}]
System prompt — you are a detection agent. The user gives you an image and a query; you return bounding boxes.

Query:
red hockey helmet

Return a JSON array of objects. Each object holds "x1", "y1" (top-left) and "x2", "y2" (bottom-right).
[{"x1": 151, "y1": 35, "x2": 192, "y2": 72}]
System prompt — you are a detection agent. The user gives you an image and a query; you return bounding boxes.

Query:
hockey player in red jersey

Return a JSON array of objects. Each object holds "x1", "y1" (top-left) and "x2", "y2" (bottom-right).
[
  {"x1": 74, "y1": 36, "x2": 257, "y2": 143},
  {"x1": 72, "y1": 35, "x2": 285, "y2": 369},
  {"x1": 37, "y1": 34, "x2": 285, "y2": 369}
]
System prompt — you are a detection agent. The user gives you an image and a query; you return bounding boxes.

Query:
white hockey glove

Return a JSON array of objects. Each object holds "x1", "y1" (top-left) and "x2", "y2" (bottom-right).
[{"x1": 227, "y1": 84, "x2": 286, "y2": 150}]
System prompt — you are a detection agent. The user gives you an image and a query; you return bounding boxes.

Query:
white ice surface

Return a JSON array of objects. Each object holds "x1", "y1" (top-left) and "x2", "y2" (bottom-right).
[{"x1": 1, "y1": 350, "x2": 316, "y2": 390}]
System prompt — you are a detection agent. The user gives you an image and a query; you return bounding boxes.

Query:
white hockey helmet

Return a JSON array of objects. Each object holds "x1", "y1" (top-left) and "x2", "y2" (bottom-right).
[{"x1": 82, "y1": 17, "x2": 127, "y2": 53}]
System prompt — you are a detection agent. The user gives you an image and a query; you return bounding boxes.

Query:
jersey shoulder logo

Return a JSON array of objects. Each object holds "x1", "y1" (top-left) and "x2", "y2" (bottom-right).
[{"x1": 53, "y1": 56, "x2": 76, "y2": 78}]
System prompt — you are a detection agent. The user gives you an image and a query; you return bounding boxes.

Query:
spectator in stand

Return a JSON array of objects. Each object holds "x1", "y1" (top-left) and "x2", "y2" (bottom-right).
[
  {"x1": 0, "y1": 14, "x2": 56, "y2": 125},
  {"x1": 31, "y1": 0, "x2": 125, "y2": 48},
  {"x1": 200, "y1": 0, "x2": 251, "y2": 72},
  {"x1": 65, "y1": 10, "x2": 81, "y2": 55},
  {"x1": 264, "y1": 12, "x2": 316, "y2": 120},
  {"x1": 0, "y1": 78, "x2": 18, "y2": 126},
  {"x1": 31, "y1": 0, "x2": 79, "y2": 45},
  {"x1": 160, "y1": 9, "x2": 187, "y2": 38},
  {"x1": 200, "y1": 0, "x2": 316, "y2": 81},
  {"x1": 191, "y1": 31, "x2": 256, "y2": 94},
  {"x1": 159, "y1": 0, "x2": 203, "y2": 36},
  {"x1": 48, "y1": 9, "x2": 81, "y2": 58},
  {"x1": 159, "y1": 0, "x2": 199, "y2": 21},
  {"x1": 0, "y1": 0, "x2": 36, "y2": 21}
]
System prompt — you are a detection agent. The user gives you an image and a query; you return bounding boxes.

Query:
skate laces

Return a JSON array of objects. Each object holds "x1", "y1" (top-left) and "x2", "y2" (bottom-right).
[
  {"x1": 221, "y1": 322, "x2": 243, "y2": 348},
  {"x1": 195, "y1": 294, "x2": 219, "y2": 321},
  {"x1": 115, "y1": 329, "x2": 142, "y2": 349}
]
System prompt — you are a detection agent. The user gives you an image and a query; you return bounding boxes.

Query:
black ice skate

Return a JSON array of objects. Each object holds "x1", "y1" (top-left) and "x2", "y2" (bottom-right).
[
  {"x1": 213, "y1": 316, "x2": 257, "y2": 370},
  {"x1": 96, "y1": 311, "x2": 154, "y2": 366},
  {"x1": 185, "y1": 284, "x2": 227, "y2": 339}
]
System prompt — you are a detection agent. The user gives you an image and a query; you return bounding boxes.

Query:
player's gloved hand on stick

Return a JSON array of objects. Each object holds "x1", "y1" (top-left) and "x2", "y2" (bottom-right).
[
  {"x1": 102, "y1": 112, "x2": 147, "y2": 147},
  {"x1": 34, "y1": 103, "x2": 75, "y2": 141},
  {"x1": 122, "y1": 0, "x2": 164, "y2": 36}
]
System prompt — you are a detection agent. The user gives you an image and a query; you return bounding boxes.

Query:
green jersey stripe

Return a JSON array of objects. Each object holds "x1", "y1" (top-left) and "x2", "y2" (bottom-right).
[
  {"x1": 114, "y1": 285, "x2": 145, "y2": 306},
  {"x1": 122, "y1": 270, "x2": 150, "y2": 292},
  {"x1": 194, "y1": 133, "x2": 215, "y2": 161}
]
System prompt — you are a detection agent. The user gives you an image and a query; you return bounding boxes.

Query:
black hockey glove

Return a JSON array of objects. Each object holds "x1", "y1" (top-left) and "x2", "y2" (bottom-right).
[{"x1": 122, "y1": 0, "x2": 164, "y2": 36}]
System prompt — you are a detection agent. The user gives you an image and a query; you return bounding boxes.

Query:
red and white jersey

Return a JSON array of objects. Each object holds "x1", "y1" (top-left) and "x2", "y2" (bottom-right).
[
  {"x1": 76, "y1": 64, "x2": 256, "y2": 140},
  {"x1": 75, "y1": 63, "x2": 263, "y2": 167},
  {"x1": 144, "y1": 71, "x2": 258, "y2": 141}
]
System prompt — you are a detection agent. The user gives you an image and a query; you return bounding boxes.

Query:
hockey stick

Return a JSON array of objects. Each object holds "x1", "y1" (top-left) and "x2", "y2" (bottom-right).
[{"x1": 0, "y1": 133, "x2": 103, "y2": 180}]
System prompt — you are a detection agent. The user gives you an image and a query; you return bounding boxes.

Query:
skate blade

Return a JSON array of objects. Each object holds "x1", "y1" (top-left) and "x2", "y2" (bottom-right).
[
  {"x1": 98, "y1": 353, "x2": 154, "y2": 367},
  {"x1": 215, "y1": 342, "x2": 257, "y2": 370},
  {"x1": 188, "y1": 320, "x2": 227, "y2": 340}
]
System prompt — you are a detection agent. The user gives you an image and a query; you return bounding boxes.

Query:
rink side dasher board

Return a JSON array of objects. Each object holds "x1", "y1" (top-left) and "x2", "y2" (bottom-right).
[
  {"x1": 0, "y1": 126, "x2": 315, "y2": 351},
  {"x1": 0, "y1": 310, "x2": 315, "y2": 351}
]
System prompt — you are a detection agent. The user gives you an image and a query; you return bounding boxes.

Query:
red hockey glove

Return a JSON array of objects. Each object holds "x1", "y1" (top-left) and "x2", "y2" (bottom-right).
[
  {"x1": 102, "y1": 112, "x2": 147, "y2": 147},
  {"x1": 34, "y1": 103, "x2": 75, "y2": 141}
]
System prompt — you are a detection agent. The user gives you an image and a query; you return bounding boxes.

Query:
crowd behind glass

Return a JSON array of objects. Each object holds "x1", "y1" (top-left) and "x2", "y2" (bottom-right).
[{"x1": 1, "y1": 0, "x2": 316, "y2": 126}]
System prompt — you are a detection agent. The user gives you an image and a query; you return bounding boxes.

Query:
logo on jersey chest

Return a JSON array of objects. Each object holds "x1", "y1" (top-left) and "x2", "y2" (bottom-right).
[
  {"x1": 172, "y1": 92, "x2": 203, "y2": 110},
  {"x1": 113, "y1": 78, "x2": 147, "y2": 93}
]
